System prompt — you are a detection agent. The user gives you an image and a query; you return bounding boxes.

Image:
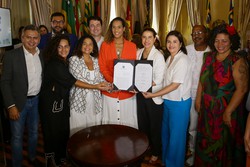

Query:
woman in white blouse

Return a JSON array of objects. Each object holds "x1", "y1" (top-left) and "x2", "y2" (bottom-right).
[
  {"x1": 136, "y1": 27, "x2": 165, "y2": 164},
  {"x1": 69, "y1": 35, "x2": 109, "y2": 136},
  {"x1": 143, "y1": 30, "x2": 192, "y2": 167}
]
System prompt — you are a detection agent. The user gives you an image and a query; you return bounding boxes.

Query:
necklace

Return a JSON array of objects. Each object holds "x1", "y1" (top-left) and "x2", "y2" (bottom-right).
[
  {"x1": 115, "y1": 42, "x2": 124, "y2": 45},
  {"x1": 117, "y1": 50, "x2": 121, "y2": 59}
]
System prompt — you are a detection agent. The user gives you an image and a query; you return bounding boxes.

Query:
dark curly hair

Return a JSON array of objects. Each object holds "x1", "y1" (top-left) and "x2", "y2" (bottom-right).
[
  {"x1": 165, "y1": 30, "x2": 187, "y2": 55},
  {"x1": 43, "y1": 34, "x2": 70, "y2": 63},
  {"x1": 209, "y1": 23, "x2": 241, "y2": 51},
  {"x1": 73, "y1": 35, "x2": 99, "y2": 58}
]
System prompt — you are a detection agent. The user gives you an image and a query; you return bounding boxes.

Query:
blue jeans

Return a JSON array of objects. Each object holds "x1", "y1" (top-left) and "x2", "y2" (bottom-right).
[
  {"x1": 162, "y1": 98, "x2": 191, "y2": 167},
  {"x1": 10, "y1": 96, "x2": 39, "y2": 167}
]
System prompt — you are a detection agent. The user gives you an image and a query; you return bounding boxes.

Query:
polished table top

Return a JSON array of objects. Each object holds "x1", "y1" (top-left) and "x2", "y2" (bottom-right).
[{"x1": 67, "y1": 124, "x2": 149, "y2": 167}]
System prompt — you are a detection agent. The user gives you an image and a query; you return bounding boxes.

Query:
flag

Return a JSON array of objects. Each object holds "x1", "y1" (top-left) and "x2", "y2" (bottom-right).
[
  {"x1": 126, "y1": 0, "x2": 132, "y2": 34},
  {"x1": 206, "y1": 0, "x2": 211, "y2": 28},
  {"x1": 228, "y1": 0, "x2": 234, "y2": 26},
  {"x1": 75, "y1": 0, "x2": 82, "y2": 36},
  {"x1": 94, "y1": 0, "x2": 100, "y2": 17},
  {"x1": 144, "y1": 0, "x2": 150, "y2": 28},
  {"x1": 83, "y1": 0, "x2": 93, "y2": 35},
  {"x1": 62, "y1": 0, "x2": 76, "y2": 35}
]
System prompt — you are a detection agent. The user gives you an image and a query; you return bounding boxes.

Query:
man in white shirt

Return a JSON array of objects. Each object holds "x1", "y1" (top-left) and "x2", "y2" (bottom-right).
[
  {"x1": 1, "y1": 25, "x2": 44, "y2": 167},
  {"x1": 186, "y1": 25, "x2": 211, "y2": 166},
  {"x1": 87, "y1": 16, "x2": 104, "y2": 50}
]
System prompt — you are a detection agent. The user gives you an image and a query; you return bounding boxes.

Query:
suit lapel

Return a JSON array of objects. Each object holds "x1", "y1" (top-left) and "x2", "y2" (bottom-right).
[{"x1": 19, "y1": 47, "x2": 29, "y2": 85}]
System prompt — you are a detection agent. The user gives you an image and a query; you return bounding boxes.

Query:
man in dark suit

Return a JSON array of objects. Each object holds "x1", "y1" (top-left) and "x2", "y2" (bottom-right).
[
  {"x1": 38, "y1": 12, "x2": 77, "y2": 57},
  {"x1": 1, "y1": 25, "x2": 44, "y2": 167}
]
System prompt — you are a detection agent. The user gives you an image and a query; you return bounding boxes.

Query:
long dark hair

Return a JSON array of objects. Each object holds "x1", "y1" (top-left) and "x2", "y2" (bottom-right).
[
  {"x1": 73, "y1": 35, "x2": 99, "y2": 58},
  {"x1": 165, "y1": 30, "x2": 187, "y2": 55},
  {"x1": 104, "y1": 17, "x2": 131, "y2": 43},
  {"x1": 43, "y1": 34, "x2": 70, "y2": 63}
]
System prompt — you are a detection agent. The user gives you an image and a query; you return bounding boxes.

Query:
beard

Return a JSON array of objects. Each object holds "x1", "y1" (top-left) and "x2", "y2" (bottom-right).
[{"x1": 52, "y1": 26, "x2": 64, "y2": 34}]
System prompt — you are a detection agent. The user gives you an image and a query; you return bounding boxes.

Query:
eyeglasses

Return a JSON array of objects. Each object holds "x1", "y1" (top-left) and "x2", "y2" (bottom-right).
[
  {"x1": 191, "y1": 31, "x2": 204, "y2": 36},
  {"x1": 51, "y1": 20, "x2": 64, "y2": 25}
]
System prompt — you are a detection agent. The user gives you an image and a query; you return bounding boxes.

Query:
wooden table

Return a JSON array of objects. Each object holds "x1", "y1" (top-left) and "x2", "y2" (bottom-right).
[{"x1": 67, "y1": 124, "x2": 149, "y2": 167}]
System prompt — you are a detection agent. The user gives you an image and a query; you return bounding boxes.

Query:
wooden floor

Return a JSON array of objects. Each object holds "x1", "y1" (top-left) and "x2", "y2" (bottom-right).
[{"x1": 0, "y1": 124, "x2": 46, "y2": 167}]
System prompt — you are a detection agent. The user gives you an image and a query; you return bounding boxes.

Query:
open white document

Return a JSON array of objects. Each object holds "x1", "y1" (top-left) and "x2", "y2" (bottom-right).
[{"x1": 113, "y1": 59, "x2": 153, "y2": 92}]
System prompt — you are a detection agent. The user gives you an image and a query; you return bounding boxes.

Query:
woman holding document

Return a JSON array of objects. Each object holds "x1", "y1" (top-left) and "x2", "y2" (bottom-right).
[
  {"x1": 98, "y1": 17, "x2": 138, "y2": 128},
  {"x1": 143, "y1": 30, "x2": 192, "y2": 167},
  {"x1": 136, "y1": 27, "x2": 165, "y2": 164}
]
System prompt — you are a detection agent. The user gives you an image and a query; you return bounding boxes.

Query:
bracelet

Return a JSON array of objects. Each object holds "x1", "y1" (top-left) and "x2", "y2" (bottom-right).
[{"x1": 7, "y1": 104, "x2": 16, "y2": 109}]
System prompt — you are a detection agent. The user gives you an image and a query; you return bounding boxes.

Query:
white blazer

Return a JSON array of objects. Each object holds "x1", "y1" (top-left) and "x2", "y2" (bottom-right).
[{"x1": 137, "y1": 45, "x2": 166, "y2": 104}]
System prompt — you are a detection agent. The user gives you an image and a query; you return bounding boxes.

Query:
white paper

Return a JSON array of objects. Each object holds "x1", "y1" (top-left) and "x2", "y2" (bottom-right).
[
  {"x1": 134, "y1": 64, "x2": 152, "y2": 92},
  {"x1": 113, "y1": 62, "x2": 134, "y2": 90}
]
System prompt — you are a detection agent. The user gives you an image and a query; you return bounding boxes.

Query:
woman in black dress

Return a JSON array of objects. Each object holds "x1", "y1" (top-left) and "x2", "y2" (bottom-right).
[{"x1": 39, "y1": 34, "x2": 109, "y2": 166}]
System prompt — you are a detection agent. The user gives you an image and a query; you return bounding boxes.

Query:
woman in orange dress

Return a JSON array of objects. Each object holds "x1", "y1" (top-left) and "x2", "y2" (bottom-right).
[{"x1": 98, "y1": 17, "x2": 138, "y2": 128}]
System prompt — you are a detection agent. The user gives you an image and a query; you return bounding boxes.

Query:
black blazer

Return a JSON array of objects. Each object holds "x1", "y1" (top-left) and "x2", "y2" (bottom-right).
[{"x1": 0, "y1": 46, "x2": 44, "y2": 111}]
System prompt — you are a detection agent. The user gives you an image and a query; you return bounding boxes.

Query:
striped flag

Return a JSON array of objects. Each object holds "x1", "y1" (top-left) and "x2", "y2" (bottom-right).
[
  {"x1": 62, "y1": 0, "x2": 76, "y2": 35},
  {"x1": 228, "y1": 0, "x2": 234, "y2": 26},
  {"x1": 83, "y1": 0, "x2": 93, "y2": 35},
  {"x1": 75, "y1": 0, "x2": 82, "y2": 37},
  {"x1": 206, "y1": 0, "x2": 211, "y2": 28}
]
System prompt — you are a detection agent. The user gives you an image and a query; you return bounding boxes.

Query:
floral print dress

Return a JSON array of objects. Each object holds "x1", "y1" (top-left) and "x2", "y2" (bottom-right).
[{"x1": 194, "y1": 51, "x2": 246, "y2": 167}]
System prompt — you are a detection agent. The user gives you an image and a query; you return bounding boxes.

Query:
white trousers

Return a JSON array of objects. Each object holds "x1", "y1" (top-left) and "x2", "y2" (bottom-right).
[{"x1": 188, "y1": 100, "x2": 198, "y2": 151}]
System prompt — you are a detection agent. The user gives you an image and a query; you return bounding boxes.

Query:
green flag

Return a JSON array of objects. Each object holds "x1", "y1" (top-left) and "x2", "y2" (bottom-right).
[{"x1": 62, "y1": 0, "x2": 76, "y2": 35}]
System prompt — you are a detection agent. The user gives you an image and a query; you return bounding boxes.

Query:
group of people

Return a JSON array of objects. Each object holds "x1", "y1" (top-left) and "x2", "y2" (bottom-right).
[{"x1": 1, "y1": 11, "x2": 250, "y2": 167}]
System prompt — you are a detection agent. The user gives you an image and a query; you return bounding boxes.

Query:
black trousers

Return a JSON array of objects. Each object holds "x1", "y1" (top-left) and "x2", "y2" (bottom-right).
[
  {"x1": 39, "y1": 96, "x2": 70, "y2": 165},
  {"x1": 136, "y1": 93, "x2": 163, "y2": 156}
]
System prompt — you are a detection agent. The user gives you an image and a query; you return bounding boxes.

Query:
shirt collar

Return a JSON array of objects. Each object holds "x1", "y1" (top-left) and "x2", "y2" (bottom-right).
[{"x1": 23, "y1": 46, "x2": 40, "y2": 55}]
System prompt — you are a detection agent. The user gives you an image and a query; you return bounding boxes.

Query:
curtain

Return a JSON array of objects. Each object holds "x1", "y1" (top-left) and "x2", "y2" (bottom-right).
[
  {"x1": 131, "y1": 0, "x2": 139, "y2": 33},
  {"x1": 186, "y1": 0, "x2": 201, "y2": 27},
  {"x1": 51, "y1": 0, "x2": 62, "y2": 13},
  {"x1": 157, "y1": 0, "x2": 168, "y2": 47},
  {"x1": 152, "y1": 0, "x2": 160, "y2": 33},
  {"x1": 175, "y1": 1, "x2": 192, "y2": 45},
  {"x1": 10, "y1": 0, "x2": 30, "y2": 38},
  {"x1": 137, "y1": 0, "x2": 147, "y2": 31},
  {"x1": 165, "y1": 0, "x2": 184, "y2": 32},
  {"x1": 100, "y1": 0, "x2": 111, "y2": 34},
  {"x1": 237, "y1": 0, "x2": 250, "y2": 48},
  {"x1": 30, "y1": 0, "x2": 52, "y2": 29},
  {"x1": 115, "y1": 0, "x2": 127, "y2": 19},
  {"x1": 1, "y1": 0, "x2": 11, "y2": 8}
]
